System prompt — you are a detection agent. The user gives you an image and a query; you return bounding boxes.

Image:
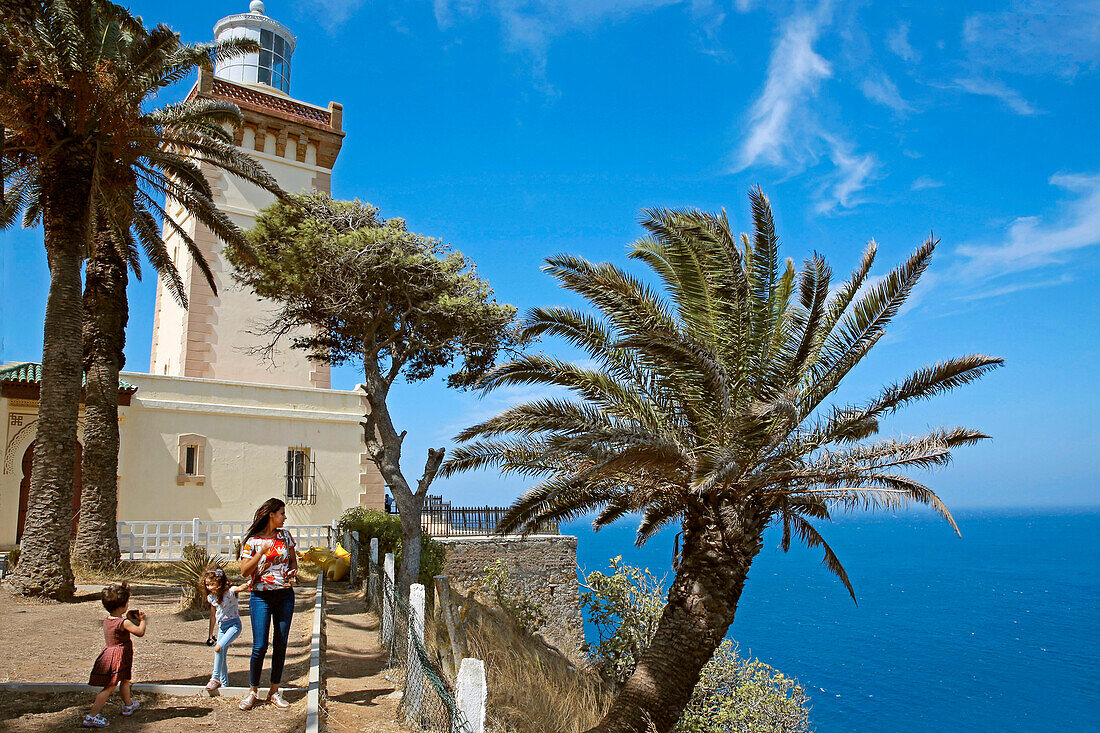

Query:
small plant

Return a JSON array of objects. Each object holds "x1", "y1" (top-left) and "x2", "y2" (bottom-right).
[
  {"x1": 168, "y1": 544, "x2": 227, "y2": 617},
  {"x1": 481, "y1": 559, "x2": 546, "y2": 634},
  {"x1": 7, "y1": 547, "x2": 19, "y2": 569},
  {"x1": 336, "y1": 507, "x2": 446, "y2": 586},
  {"x1": 582, "y1": 559, "x2": 813, "y2": 733}
]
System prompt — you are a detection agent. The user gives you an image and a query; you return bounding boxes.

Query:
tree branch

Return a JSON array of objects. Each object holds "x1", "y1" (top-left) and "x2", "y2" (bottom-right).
[{"x1": 417, "y1": 447, "x2": 446, "y2": 498}]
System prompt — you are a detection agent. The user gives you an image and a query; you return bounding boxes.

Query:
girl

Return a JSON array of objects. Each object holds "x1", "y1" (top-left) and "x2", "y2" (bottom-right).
[
  {"x1": 203, "y1": 568, "x2": 250, "y2": 691},
  {"x1": 85, "y1": 581, "x2": 147, "y2": 728},
  {"x1": 238, "y1": 497, "x2": 298, "y2": 710}
]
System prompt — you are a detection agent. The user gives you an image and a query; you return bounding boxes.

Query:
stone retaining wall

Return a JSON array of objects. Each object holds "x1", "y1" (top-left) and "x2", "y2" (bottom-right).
[{"x1": 437, "y1": 534, "x2": 584, "y2": 657}]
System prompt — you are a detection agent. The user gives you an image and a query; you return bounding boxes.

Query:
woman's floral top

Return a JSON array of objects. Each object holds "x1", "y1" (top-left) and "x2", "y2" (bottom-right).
[{"x1": 240, "y1": 529, "x2": 298, "y2": 591}]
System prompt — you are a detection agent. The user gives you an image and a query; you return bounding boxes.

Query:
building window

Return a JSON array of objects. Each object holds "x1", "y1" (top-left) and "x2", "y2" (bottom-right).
[
  {"x1": 176, "y1": 434, "x2": 207, "y2": 485},
  {"x1": 257, "y1": 28, "x2": 291, "y2": 93},
  {"x1": 184, "y1": 445, "x2": 198, "y2": 475},
  {"x1": 286, "y1": 447, "x2": 315, "y2": 504}
]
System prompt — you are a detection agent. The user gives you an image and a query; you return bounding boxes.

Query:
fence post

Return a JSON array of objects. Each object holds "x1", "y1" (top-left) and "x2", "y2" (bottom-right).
[
  {"x1": 330, "y1": 519, "x2": 338, "y2": 549},
  {"x1": 369, "y1": 538, "x2": 379, "y2": 602},
  {"x1": 434, "y1": 575, "x2": 468, "y2": 679},
  {"x1": 192, "y1": 518, "x2": 201, "y2": 551},
  {"x1": 455, "y1": 657, "x2": 486, "y2": 733},
  {"x1": 407, "y1": 583, "x2": 427, "y2": 719},
  {"x1": 382, "y1": 552, "x2": 395, "y2": 645},
  {"x1": 348, "y1": 531, "x2": 360, "y2": 586}
]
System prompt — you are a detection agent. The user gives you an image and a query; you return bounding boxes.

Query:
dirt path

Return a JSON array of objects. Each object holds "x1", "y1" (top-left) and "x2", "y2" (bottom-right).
[
  {"x1": 0, "y1": 585, "x2": 312, "y2": 731},
  {"x1": 322, "y1": 583, "x2": 406, "y2": 733}
]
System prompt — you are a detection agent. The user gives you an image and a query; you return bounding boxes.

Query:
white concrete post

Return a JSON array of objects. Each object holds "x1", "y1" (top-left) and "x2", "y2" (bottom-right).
[
  {"x1": 369, "y1": 538, "x2": 380, "y2": 602},
  {"x1": 382, "y1": 552, "x2": 395, "y2": 645},
  {"x1": 455, "y1": 658, "x2": 486, "y2": 733},
  {"x1": 407, "y1": 583, "x2": 427, "y2": 717},
  {"x1": 330, "y1": 519, "x2": 339, "y2": 548},
  {"x1": 192, "y1": 518, "x2": 201, "y2": 551}
]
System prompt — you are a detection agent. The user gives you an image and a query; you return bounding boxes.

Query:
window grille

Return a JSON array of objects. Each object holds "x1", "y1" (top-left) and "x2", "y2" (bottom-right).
[
  {"x1": 285, "y1": 447, "x2": 316, "y2": 504},
  {"x1": 184, "y1": 445, "x2": 198, "y2": 475}
]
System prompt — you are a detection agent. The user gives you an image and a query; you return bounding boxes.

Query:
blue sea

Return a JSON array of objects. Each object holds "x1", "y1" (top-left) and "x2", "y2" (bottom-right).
[{"x1": 562, "y1": 509, "x2": 1100, "y2": 732}]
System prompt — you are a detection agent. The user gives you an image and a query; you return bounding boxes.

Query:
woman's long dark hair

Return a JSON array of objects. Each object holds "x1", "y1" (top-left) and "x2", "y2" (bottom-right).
[{"x1": 243, "y1": 497, "x2": 286, "y2": 547}]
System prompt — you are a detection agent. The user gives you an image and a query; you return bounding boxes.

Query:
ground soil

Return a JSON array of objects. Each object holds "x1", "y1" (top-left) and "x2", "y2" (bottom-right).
[
  {"x1": 321, "y1": 583, "x2": 406, "y2": 733},
  {"x1": 0, "y1": 584, "x2": 314, "y2": 731}
]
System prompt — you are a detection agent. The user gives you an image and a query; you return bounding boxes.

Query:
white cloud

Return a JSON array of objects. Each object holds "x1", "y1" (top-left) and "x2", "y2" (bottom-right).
[
  {"x1": 953, "y1": 76, "x2": 1040, "y2": 116},
  {"x1": 956, "y1": 172, "x2": 1100, "y2": 281},
  {"x1": 301, "y1": 0, "x2": 368, "y2": 32},
  {"x1": 861, "y1": 71, "x2": 912, "y2": 114},
  {"x1": 963, "y1": 0, "x2": 1100, "y2": 78},
  {"x1": 815, "y1": 134, "x2": 878, "y2": 213},
  {"x1": 736, "y1": 2, "x2": 878, "y2": 214},
  {"x1": 886, "y1": 21, "x2": 919, "y2": 63},
  {"x1": 911, "y1": 176, "x2": 944, "y2": 191},
  {"x1": 736, "y1": 9, "x2": 833, "y2": 170}
]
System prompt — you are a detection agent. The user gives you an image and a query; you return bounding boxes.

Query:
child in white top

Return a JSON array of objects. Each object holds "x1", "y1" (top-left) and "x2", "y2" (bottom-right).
[{"x1": 203, "y1": 568, "x2": 249, "y2": 690}]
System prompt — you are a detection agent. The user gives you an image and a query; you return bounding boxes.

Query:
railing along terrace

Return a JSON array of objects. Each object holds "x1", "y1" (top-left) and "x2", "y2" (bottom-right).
[
  {"x1": 388, "y1": 500, "x2": 559, "y2": 538},
  {"x1": 116, "y1": 519, "x2": 336, "y2": 561}
]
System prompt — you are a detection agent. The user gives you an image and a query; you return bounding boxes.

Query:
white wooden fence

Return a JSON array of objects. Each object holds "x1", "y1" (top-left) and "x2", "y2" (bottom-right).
[{"x1": 117, "y1": 518, "x2": 336, "y2": 561}]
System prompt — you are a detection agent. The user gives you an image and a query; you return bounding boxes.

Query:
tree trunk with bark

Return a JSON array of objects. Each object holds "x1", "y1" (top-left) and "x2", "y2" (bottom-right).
[
  {"x1": 7, "y1": 158, "x2": 93, "y2": 599},
  {"x1": 360, "y1": 359, "x2": 445, "y2": 599},
  {"x1": 73, "y1": 228, "x2": 127, "y2": 569},
  {"x1": 584, "y1": 509, "x2": 766, "y2": 733}
]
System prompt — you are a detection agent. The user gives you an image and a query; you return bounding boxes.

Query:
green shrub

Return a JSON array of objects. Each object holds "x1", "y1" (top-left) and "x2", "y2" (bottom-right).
[
  {"x1": 480, "y1": 558, "x2": 546, "y2": 634},
  {"x1": 168, "y1": 544, "x2": 227, "y2": 616},
  {"x1": 582, "y1": 557, "x2": 812, "y2": 733},
  {"x1": 7, "y1": 547, "x2": 19, "y2": 569},
  {"x1": 336, "y1": 507, "x2": 446, "y2": 587}
]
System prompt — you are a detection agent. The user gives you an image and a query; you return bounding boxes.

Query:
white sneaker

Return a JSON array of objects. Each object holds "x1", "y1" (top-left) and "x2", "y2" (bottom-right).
[
  {"x1": 269, "y1": 691, "x2": 290, "y2": 709},
  {"x1": 82, "y1": 714, "x2": 110, "y2": 728},
  {"x1": 121, "y1": 701, "x2": 140, "y2": 716},
  {"x1": 238, "y1": 691, "x2": 259, "y2": 710}
]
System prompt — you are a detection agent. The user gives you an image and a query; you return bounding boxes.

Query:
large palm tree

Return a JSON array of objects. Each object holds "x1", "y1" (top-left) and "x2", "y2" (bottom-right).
[
  {"x1": 1, "y1": 0, "x2": 277, "y2": 592},
  {"x1": 441, "y1": 189, "x2": 1003, "y2": 733},
  {"x1": 73, "y1": 31, "x2": 283, "y2": 570}
]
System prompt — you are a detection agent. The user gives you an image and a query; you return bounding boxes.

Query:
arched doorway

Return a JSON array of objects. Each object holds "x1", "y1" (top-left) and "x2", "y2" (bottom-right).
[{"x1": 17, "y1": 440, "x2": 82, "y2": 543}]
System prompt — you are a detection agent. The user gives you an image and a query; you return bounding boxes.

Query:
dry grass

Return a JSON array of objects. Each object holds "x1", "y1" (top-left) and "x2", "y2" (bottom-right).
[{"x1": 463, "y1": 597, "x2": 613, "y2": 733}]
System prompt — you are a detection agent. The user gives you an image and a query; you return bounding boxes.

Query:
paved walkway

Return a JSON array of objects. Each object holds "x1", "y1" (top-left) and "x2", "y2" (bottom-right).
[{"x1": 322, "y1": 584, "x2": 406, "y2": 732}]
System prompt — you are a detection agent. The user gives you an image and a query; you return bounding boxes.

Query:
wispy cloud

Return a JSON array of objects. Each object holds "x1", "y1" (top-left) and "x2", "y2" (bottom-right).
[
  {"x1": 861, "y1": 70, "x2": 912, "y2": 114},
  {"x1": 429, "y1": 0, "x2": 730, "y2": 91},
  {"x1": 963, "y1": 0, "x2": 1100, "y2": 79},
  {"x1": 955, "y1": 172, "x2": 1100, "y2": 281},
  {"x1": 736, "y1": 1, "x2": 878, "y2": 214},
  {"x1": 953, "y1": 76, "x2": 1040, "y2": 116},
  {"x1": 911, "y1": 176, "x2": 944, "y2": 191},
  {"x1": 886, "y1": 21, "x2": 919, "y2": 63},
  {"x1": 301, "y1": 0, "x2": 368, "y2": 33}
]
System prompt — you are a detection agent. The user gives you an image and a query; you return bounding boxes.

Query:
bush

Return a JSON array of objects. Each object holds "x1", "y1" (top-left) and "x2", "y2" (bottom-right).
[
  {"x1": 336, "y1": 507, "x2": 446, "y2": 587},
  {"x1": 480, "y1": 559, "x2": 546, "y2": 634},
  {"x1": 581, "y1": 558, "x2": 813, "y2": 733},
  {"x1": 7, "y1": 547, "x2": 19, "y2": 569},
  {"x1": 168, "y1": 544, "x2": 227, "y2": 617}
]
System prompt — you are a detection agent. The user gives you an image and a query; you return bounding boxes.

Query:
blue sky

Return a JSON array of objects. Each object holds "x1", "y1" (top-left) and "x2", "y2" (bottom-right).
[{"x1": 2, "y1": 0, "x2": 1098, "y2": 509}]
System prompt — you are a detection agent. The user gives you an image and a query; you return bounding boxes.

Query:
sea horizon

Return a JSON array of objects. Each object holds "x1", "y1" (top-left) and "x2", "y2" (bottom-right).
[{"x1": 563, "y1": 506, "x2": 1099, "y2": 732}]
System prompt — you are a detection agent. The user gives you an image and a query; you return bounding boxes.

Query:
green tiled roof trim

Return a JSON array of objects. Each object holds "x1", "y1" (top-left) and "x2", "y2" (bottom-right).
[{"x1": 0, "y1": 362, "x2": 138, "y2": 392}]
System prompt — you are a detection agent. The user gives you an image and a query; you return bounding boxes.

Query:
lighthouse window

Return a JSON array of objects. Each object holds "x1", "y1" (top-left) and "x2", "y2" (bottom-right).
[{"x1": 257, "y1": 27, "x2": 290, "y2": 93}]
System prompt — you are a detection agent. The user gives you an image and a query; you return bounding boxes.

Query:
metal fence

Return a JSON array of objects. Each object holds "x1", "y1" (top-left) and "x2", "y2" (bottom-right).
[
  {"x1": 116, "y1": 518, "x2": 335, "y2": 560},
  {"x1": 364, "y1": 542, "x2": 482, "y2": 732},
  {"x1": 388, "y1": 500, "x2": 559, "y2": 538}
]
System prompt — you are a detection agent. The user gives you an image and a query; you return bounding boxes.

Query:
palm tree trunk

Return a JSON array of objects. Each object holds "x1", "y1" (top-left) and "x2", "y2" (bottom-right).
[
  {"x1": 74, "y1": 228, "x2": 127, "y2": 569},
  {"x1": 585, "y1": 513, "x2": 766, "y2": 733},
  {"x1": 7, "y1": 159, "x2": 93, "y2": 599}
]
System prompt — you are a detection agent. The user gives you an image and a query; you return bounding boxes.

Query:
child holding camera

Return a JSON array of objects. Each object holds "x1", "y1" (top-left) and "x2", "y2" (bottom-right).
[
  {"x1": 85, "y1": 581, "x2": 146, "y2": 727},
  {"x1": 203, "y1": 568, "x2": 250, "y2": 691}
]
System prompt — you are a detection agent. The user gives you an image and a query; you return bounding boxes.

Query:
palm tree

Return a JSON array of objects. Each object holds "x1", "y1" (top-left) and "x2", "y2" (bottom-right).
[
  {"x1": 73, "y1": 33, "x2": 283, "y2": 570},
  {"x1": 441, "y1": 189, "x2": 1003, "y2": 733},
  {"x1": 1, "y1": 0, "x2": 277, "y2": 592}
]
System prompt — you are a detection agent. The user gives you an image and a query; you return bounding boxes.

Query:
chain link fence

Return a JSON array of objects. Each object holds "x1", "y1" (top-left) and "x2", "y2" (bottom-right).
[{"x1": 364, "y1": 544, "x2": 479, "y2": 733}]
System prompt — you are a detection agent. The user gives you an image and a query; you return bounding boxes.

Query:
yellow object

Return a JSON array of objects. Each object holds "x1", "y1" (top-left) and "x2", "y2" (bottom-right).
[{"x1": 299, "y1": 545, "x2": 350, "y2": 581}]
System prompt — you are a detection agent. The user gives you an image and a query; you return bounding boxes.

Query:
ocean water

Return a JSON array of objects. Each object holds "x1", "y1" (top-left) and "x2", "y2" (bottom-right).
[{"x1": 562, "y1": 509, "x2": 1100, "y2": 732}]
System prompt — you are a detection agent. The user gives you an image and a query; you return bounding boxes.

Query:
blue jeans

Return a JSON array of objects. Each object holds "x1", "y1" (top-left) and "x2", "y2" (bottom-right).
[
  {"x1": 212, "y1": 618, "x2": 242, "y2": 685},
  {"x1": 249, "y1": 588, "x2": 294, "y2": 687}
]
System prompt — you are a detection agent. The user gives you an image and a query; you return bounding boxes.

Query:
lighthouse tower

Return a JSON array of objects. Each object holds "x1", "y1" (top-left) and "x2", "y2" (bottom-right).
[{"x1": 149, "y1": 1, "x2": 345, "y2": 388}]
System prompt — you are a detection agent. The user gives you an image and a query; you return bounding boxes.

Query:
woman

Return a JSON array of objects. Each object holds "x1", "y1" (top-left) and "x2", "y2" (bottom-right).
[{"x1": 238, "y1": 498, "x2": 298, "y2": 710}]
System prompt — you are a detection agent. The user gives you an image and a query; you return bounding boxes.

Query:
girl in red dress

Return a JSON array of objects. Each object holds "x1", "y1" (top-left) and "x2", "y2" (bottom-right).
[{"x1": 84, "y1": 581, "x2": 147, "y2": 728}]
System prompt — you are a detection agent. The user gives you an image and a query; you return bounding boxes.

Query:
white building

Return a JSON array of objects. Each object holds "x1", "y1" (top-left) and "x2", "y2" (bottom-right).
[{"x1": 0, "y1": 2, "x2": 384, "y2": 546}]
